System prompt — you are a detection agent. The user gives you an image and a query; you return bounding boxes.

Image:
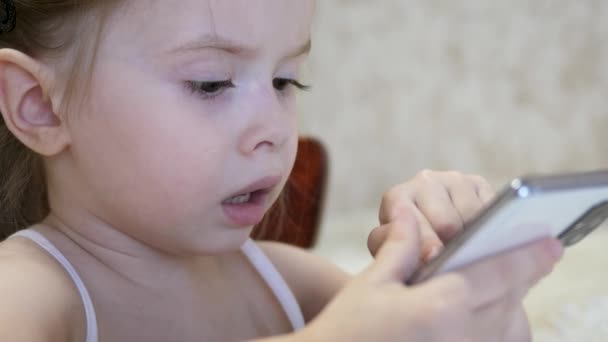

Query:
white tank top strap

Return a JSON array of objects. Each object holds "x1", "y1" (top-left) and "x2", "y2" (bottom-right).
[
  {"x1": 240, "y1": 239, "x2": 305, "y2": 331},
  {"x1": 12, "y1": 230, "x2": 98, "y2": 342}
]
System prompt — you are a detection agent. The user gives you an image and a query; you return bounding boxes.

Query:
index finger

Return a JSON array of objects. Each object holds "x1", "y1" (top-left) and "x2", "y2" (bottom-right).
[{"x1": 369, "y1": 211, "x2": 443, "y2": 262}]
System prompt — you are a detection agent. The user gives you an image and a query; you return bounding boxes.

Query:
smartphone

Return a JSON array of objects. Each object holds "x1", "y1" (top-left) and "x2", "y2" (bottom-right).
[{"x1": 409, "y1": 169, "x2": 608, "y2": 284}]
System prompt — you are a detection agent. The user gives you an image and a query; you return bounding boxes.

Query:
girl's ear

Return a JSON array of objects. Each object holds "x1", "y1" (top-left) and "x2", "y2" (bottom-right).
[{"x1": 0, "y1": 48, "x2": 70, "y2": 156}]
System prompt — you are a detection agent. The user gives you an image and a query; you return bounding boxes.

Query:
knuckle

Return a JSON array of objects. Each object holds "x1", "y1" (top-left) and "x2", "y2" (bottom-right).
[
  {"x1": 416, "y1": 169, "x2": 436, "y2": 181},
  {"x1": 445, "y1": 170, "x2": 465, "y2": 179},
  {"x1": 466, "y1": 173, "x2": 485, "y2": 182},
  {"x1": 381, "y1": 186, "x2": 400, "y2": 202},
  {"x1": 436, "y1": 223, "x2": 460, "y2": 238},
  {"x1": 380, "y1": 190, "x2": 399, "y2": 221},
  {"x1": 380, "y1": 190, "x2": 396, "y2": 210},
  {"x1": 431, "y1": 214, "x2": 462, "y2": 237},
  {"x1": 381, "y1": 188, "x2": 417, "y2": 222},
  {"x1": 367, "y1": 227, "x2": 380, "y2": 249},
  {"x1": 468, "y1": 174, "x2": 494, "y2": 190},
  {"x1": 387, "y1": 202, "x2": 412, "y2": 223},
  {"x1": 381, "y1": 187, "x2": 407, "y2": 209},
  {"x1": 458, "y1": 174, "x2": 478, "y2": 192}
]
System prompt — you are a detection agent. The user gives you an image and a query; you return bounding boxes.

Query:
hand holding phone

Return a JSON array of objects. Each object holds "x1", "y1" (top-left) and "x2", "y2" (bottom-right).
[{"x1": 409, "y1": 169, "x2": 608, "y2": 284}]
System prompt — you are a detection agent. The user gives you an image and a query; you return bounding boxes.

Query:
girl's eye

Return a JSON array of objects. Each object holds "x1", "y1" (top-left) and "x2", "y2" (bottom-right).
[
  {"x1": 273, "y1": 78, "x2": 310, "y2": 92},
  {"x1": 187, "y1": 80, "x2": 235, "y2": 99}
]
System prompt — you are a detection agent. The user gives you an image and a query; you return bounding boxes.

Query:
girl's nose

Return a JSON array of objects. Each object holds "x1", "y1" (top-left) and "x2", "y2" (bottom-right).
[{"x1": 238, "y1": 84, "x2": 293, "y2": 156}]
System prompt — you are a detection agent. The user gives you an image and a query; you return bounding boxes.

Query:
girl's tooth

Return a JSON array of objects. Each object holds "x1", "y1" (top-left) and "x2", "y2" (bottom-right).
[{"x1": 227, "y1": 192, "x2": 251, "y2": 204}]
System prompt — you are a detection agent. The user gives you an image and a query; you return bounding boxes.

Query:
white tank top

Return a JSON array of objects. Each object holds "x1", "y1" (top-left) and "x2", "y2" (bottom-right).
[{"x1": 11, "y1": 230, "x2": 305, "y2": 342}]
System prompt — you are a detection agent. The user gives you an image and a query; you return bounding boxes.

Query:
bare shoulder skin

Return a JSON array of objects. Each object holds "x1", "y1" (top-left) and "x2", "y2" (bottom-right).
[{"x1": 0, "y1": 235, "x2": 86, "y2": 342}]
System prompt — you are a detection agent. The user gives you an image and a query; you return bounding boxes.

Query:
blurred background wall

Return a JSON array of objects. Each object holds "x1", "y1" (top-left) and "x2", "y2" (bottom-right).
[{"x1": 298, "y1": 0, "x2": 608, "y2": 216}]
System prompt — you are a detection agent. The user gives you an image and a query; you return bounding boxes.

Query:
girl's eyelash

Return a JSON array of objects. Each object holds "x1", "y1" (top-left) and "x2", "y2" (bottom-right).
[
  {"x1": 273, "y1": 78, "x2": 311, "y2": 91},
  {"x1": 186, "y1": 80, "x2": 236, "y2": 99},
  {"x1": 185, "y1": 78, "x2": 311, "y2": 100}
]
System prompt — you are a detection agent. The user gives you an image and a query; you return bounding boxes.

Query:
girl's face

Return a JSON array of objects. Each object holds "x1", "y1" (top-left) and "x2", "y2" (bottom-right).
[{"x1": 59, "y1": 0, "x2": 315, "y2": 254}]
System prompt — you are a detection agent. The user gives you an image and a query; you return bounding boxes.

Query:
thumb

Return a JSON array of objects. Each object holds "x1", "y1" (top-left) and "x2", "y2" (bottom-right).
[{"x1": 362, "y1": 214, "x2": 421, "y2": 284}]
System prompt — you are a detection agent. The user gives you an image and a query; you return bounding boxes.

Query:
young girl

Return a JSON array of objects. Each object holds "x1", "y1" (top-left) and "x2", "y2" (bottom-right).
[{"x1": 0, "y1": 1, "x2": 562, "y2": 341}]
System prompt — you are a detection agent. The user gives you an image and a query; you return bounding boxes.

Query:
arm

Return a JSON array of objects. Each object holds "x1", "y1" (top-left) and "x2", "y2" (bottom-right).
[{"x1": 258, "y1": 242, "x2": 350, "y2": 323}]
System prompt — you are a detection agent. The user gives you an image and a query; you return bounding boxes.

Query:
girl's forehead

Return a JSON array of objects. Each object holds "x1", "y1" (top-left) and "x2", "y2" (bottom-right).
[{"x1": 105, "y1": 0, "x2": 315, "y2": 57}]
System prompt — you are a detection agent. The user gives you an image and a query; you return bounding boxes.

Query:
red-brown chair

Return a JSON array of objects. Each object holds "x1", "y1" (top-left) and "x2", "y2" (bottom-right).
[{"x1": 251, "y1": 137, "x2": 328, "y2": 249}]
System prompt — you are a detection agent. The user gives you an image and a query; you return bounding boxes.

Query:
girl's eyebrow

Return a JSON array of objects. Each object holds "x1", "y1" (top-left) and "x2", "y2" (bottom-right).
[{"x1": 166, "y1": 33, "x2": 312, "y2": 59}]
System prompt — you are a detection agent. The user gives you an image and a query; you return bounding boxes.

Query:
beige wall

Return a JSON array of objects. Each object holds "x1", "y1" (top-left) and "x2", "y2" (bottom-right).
[{"x1": 298, "y1": 1, "x2": 608, "y2": 215}]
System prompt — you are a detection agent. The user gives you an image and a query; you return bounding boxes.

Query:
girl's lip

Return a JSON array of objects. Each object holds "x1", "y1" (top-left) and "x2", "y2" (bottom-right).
[
  {"x1": 222, "y1": 189, "x2": 272, "y2": 227},
  {"x1": 223, "y1": 175, "x2": 282, "y2": 202},
  {"x1": 221, "y1": 175, "x2": 282, "y2": 227}
]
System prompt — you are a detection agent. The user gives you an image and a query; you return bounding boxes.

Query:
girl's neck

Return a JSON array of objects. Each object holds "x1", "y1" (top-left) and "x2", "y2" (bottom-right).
[
  {"x1": 38, "y1": 211, "x2": 234, "y2": 290},
  {"x1": 32, "y1": 213, "x2": 282, "y2": 342}
]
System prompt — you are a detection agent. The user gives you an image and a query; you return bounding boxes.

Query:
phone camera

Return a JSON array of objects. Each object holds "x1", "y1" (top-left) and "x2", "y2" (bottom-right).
[
  {"x1": 559, "y1": 204, "x2": 608, "y2": 247},
  {"x1": 572, "y1": 222, "x2": 587, "y2": 231},
  {"x1": 586, "y1": 215, "x2": 607, "y2": 230}
]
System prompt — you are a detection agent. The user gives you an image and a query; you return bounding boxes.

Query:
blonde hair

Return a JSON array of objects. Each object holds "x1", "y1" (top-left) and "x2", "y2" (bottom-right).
[{"x1": 0, "y1": 0, "x2": 121, "y2": 239}]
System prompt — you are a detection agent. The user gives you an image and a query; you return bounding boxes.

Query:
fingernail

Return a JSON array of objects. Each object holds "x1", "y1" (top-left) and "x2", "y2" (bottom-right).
[{"x1": 427, "y1": 245, "x2": 442, "y2": 260}]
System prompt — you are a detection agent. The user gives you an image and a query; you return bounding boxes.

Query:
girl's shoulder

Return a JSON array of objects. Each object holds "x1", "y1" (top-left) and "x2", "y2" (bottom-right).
[
  {"x1": 256, "y1": 241, "x2": 350, "y2": 322},
  {"x1": 0, "y1": 236, "x2": 86, "y2": 342}
]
